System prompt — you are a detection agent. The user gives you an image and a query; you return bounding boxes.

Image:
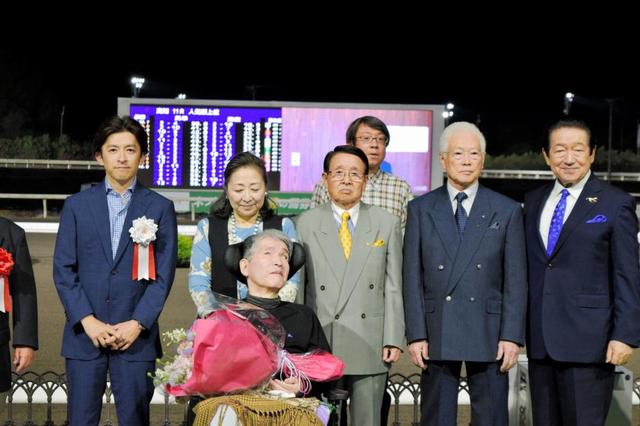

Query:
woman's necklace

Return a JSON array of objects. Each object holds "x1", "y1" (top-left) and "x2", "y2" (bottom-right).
[{"x1": 228, "y1": 212, "x2": 262, "y2": 244}]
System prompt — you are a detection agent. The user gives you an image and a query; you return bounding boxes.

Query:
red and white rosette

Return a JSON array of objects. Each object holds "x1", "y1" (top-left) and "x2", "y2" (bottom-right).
[
  {"x1": 129, "y1": 216, "x2": 158, "y2": 281},
  {"x1": 0, "y1": 248, "x2": 15, "y2": 313}
]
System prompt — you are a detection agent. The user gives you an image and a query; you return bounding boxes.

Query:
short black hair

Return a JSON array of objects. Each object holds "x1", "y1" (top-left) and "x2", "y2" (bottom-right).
[
  {"x1": 545, "y1": 119, "x2": 594, "y2": 153},
  {"x1": 323, "y1": 145, "x2": 369, "y2": 176},
  {"x1": 346, "y1": 116, "x2": 390, "y2": 147},
  {"x1": 93, "y1": 115, "x2": 148, "y2": 155}
]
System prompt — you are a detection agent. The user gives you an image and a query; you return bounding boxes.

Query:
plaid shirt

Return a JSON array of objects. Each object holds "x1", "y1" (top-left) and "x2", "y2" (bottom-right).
[{"x1": 311, "y1": 169, "x2": 413, "y2": 232}]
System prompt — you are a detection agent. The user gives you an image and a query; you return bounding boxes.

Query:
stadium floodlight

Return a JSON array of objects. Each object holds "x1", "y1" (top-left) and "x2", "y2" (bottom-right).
[
  {"x1": 563, "y1": 92, "x2": 575, "y2": 115},
  {"x1": 130, "y1": 76, "x2": 145, "y2": 98},
  {"x1": 442, "y1": 103, "x2": 455, "y2": 125}
]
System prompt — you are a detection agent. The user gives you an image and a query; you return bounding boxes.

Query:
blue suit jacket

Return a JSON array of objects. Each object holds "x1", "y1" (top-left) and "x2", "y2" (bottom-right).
[
  {"x1": 524, "y1": 174, "x2": 640, "y2": 362},
  {"x1": 403, "y1": 185, "x2": 527, "y2": 362},
  {"x1": 53, "y1": 182, "x2": 177, "y2": 361}
]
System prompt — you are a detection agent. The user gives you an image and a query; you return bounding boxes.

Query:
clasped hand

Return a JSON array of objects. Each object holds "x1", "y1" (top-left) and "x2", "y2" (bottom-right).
[
  {"x1": 81, "y1": 316, "x2": 142, "y2": 351},
  {"x1": 269, "y1": 377, "x2": 301, "y2": 395}
]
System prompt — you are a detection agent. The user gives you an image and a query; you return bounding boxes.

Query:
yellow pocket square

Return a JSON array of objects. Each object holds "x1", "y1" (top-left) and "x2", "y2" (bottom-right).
[{"x1": 368, "y1": 239, "x2": 385, "y2": 247}]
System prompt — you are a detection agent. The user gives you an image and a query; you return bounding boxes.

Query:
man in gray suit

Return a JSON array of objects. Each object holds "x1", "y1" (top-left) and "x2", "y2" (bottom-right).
[
  {"x1": 403, "y1": 122, "x2": 527, "y2": 426},
  {"x1": 296, "y1": 145, "x2": 404, "y2": 426}
]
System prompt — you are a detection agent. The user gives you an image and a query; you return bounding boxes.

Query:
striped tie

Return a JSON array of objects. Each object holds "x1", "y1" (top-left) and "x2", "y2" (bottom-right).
[{"x1": 339, "y1": 211, "x2": 352, "y2": 260}]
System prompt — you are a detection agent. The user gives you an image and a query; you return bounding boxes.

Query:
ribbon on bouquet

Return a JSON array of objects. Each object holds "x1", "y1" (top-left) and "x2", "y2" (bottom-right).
[
  {"x1": 0, "y1": 248, "x2": 15, "y2": 313},
  {"x1": 132, "y1": 242, "x2": 156, "y2": 281}
]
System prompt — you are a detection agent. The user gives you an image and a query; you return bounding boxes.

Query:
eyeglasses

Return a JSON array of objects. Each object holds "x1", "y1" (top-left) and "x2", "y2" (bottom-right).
[
  {"x1": 326, "y1": 170, "x2": 365, "y2": 182},
  {"x1": 443, "y1": 150, "x2": 483, "y2": 162},
  {"x1": 355, "y1": 135, "x2": 388, "y2": 146}
]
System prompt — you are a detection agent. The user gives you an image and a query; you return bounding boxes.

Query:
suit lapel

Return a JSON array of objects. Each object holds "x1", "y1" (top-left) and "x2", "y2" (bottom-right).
[
  {"x1": 429, "y1": 187, "x2": 459, "y2": 261},
  {"x1": 336, "y1": 205, "x2": 374, "y2": 311},
  {"x1": 446, "y1": 186, "x2": 494, "y2": 294},
  {"x1": 549, "y1": 175, "x2": 602, "y2": 258},
  {"x1": 314, "y1": 205, "x2": 346, "y2": 285},
  {"x1": 534, "y1": 183, "x2": 554, "y2": 256},
  {"x1": 88, "y1": 183, "x2": 114, "y2": 264},
  {"x1": 113, "y1": 185, "x2": 150, "y2": 267}
]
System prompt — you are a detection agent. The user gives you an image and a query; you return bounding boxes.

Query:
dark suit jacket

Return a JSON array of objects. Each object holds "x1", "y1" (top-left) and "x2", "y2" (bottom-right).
[
  {"x1": 53, "y1": 182, "x2": 177, "y2": 361},
  {"x1": 0, "y1": 218, "x2": 38, "y2": 392},
  {"x1": 403, "y1": 185, "x2": 527, "y2": 362},
  {"x1": 524, "y1": 174, "x2": 640, "y2": 362}
]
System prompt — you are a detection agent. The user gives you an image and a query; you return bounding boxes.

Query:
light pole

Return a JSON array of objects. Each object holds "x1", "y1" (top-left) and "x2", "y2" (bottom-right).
[
  {"x1": 442, "y1": 102, "x2": 455, "y2": 126},
  {"x1": 130, "y1": 76, "x2": 145, "y2": 98},
  {"x1": 563, "y1": 92, "x2": 574, "y2": 115},
  {"x1": 59, "y1": 105, "x2": 65, "y2": 140},
  {"x1": 606, "y1": 98, "x2": 615, "y2": 182}
]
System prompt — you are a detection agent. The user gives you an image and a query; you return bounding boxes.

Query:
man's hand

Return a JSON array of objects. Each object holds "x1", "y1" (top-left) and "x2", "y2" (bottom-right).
[
  {"x1": 269, "y1": 377, "x2": 301, "y2": 395},
  {"x1": 111, "y1": 320, "x2": 143, "y2": 351},
  {"x1": 80, "y1": 315, "x2": 118, "y2": 348},
  {"x1": 606, "y1": 340, "x2": 633, "y2": 365},
  {"x1": 13, "y1": 347, "x2": 34, "y2": 372},
  {"x1": 496, "y1": 340, "x2": 520, "y2": 372},
  {"x1": 408, "y1": 340, "x2": 429, "y2": 369},
  {"x1": 382, "y1": 346, "x2": 402, "y2": 363}
]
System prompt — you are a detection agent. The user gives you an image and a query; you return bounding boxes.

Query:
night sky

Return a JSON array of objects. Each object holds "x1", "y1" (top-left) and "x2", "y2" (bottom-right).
[{"x1": 3, "y1": 36, "x2": 639, "y2": 156}]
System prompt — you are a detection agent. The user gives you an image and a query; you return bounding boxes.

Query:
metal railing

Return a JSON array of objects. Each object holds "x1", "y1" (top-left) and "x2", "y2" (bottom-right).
[
  {"x1": 2, "y1": 371, "x2": 639, "y2": 425},
  {"x1": 479, "y1": 169, "x2": 640, "y2": 181},
  {"x1": 0, "y1": 159, "x2": 100, "y2": 170},
  {"x1": 5, "y1": 372, "x2": 423, "y2": 425},
  {"x1": 0, "y1": 194, "x2": 69, "y2": 219},
  {"x1": 2, "y1": 157, "x2": 640, "y2": 182}
]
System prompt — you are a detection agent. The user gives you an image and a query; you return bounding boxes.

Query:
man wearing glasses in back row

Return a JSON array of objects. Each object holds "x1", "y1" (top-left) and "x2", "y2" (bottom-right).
[{"x1": 311, "y1": 116, "x2": 413, "y2": 234}]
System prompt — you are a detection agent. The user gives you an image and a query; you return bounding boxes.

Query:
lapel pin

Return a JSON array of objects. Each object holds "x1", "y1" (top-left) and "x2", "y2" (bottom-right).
[
  {"x1": 586, "y1": 197, "x2": 598, "y2": 204},
  {"x1": 481, "y1": 214, "x2": 486, "y2": 219}
]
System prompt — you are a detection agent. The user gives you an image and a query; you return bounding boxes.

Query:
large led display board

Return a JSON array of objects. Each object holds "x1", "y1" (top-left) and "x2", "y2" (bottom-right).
[{"x1": 118, "y1": 98, "x2": 445, "y2": 194}]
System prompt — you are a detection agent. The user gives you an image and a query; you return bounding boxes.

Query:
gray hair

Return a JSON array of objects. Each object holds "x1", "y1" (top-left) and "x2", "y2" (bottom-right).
[
  {"x1": 242, "y1": 229, "x2": 293, "y2": 260},
  {"x1": 439, "y1": 121, "x2": 486, "y2": 154}
]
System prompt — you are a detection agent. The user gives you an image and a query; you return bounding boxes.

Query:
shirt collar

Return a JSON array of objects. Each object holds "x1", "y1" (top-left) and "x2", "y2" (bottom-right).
[
  {"x1": 551, "y1": 170, "x2": 591, "y2": 199},
  {"x1": 368, "y1": 168, "x2": 384, "y2": 185},
  {"x1": 105, "y1": 177, "x2": 137, "y2": 194},
  {"x1": 446, "y1": 180, "x2": 479, "y2": 202},
  {"x1": 331, "y1": 201, "x2": 361, "y2": 225}
]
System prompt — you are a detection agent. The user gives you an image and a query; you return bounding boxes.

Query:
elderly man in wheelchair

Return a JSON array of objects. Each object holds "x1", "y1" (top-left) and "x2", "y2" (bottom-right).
[{"x1": 189, "y1": 229, "x2": 346, "y2": 426}]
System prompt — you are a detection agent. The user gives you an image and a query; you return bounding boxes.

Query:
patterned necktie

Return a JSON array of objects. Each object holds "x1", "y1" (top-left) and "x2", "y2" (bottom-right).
[
  {"x1": 454, "y1": 192, "x2": 468, "y2": 237},
  {"x1": 546, "y1": 188, "x2": 570, "y2": 257},
  {"x1": 338, "y1": 211, "x2": 352, "y2": 260}
]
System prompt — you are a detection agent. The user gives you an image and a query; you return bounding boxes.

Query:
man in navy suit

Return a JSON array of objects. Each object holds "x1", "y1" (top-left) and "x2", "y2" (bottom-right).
[
  {"x1": 403, "y1": 121, "x2": 527, "y2": 426},
  {"x1": 53, "y1": 116, "x2": 177, "y2": 425},
  {"x1": 524, "y1": 119, "x2": 640, "y2": 426}
]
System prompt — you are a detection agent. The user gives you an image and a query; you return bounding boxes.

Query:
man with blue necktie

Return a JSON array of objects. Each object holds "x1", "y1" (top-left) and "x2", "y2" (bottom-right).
[
  {"x1": 524, "y1": 119, "x2": 640, "y2": 426},
  {"x1": 403, "y1": 121, "x2": 527, "y2": 426}
]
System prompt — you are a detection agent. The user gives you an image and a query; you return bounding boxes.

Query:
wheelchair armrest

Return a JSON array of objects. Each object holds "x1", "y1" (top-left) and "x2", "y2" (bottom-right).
[{"x1": 325, "y1": 388, "x2": 349, "y2": 401}]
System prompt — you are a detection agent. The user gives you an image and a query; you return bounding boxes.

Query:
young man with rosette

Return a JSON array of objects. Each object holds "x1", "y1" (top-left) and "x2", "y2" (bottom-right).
[{"x1": 53, "y1": 115, "x2": 177, "y2": 426}]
